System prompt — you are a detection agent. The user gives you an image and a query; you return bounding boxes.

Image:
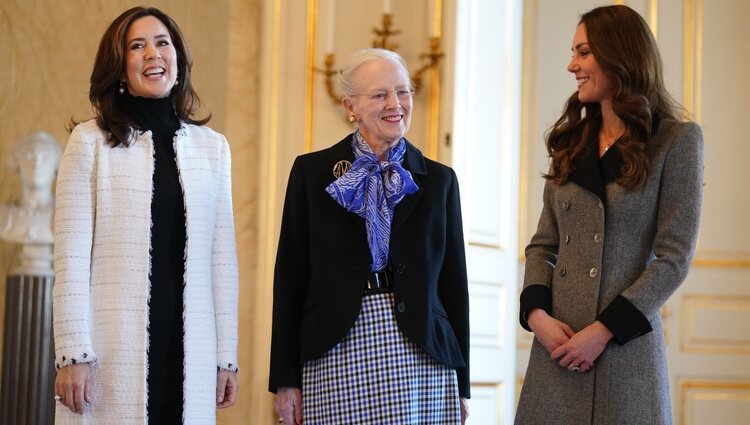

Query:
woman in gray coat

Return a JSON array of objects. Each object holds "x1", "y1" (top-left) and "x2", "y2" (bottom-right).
[{"x1": 516, "y1": 5, "x2": 703, "y2": 425}]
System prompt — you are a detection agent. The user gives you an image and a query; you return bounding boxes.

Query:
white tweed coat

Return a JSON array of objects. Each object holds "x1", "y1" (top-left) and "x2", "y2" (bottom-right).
[{"x1": 52, "y1": 119, "x2": 239, "y2": 424}]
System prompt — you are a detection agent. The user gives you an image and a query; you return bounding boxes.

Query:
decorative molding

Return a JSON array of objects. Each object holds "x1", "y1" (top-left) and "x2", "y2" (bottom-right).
[
  {"x1": 469, "y1": 280, "x2": 507, "y2": 348},
  {"x1": 518, "y1": 0, "x2": 538, "y2": 262},
  {"x1": 469, "y1": 382, "x2": 504, "y2": 424},
  {"x1": 426, "y1": 0, "x2": 442, "y2": 160},
  {"x1": 692, "y1": 257, "x2": 750, "y2": 269},
  {"x1": 304, "y1": 0, "x2": 318, "y2": 153},
  {"x1": 516, "y1": 377, "x2": 524, "y2": 406},
  {"x1": 685, "y1": 0, "x2": 748, "y2": 270},
  {"x1": 692, "y1": 249, "x2": 750, "y2": 269},
  {"x1": 680, "y1": 294, "x2": 750, "y2": 354},
  {"x1": 468, "y1": 240, "x2": 504, "y2": 250},
  {"x1": 683, "y1": 0, "x2": 703, "y2": 123},
  {"x1": 648, "y1": 0, "x2": 658, "y2": 37},
  {"x1": 678, "y1": 379, "x2": 750, "y2": 425}
]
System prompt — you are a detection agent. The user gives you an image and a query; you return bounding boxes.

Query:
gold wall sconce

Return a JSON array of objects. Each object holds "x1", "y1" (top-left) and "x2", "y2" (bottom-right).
[{"x1": 315, "y1": 9, "x2": 444, "y2": 104}]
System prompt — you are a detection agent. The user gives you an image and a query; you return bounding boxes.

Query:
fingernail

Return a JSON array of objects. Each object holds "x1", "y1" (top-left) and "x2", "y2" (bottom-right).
[{"x1": 217, "y1": 396, "x2": 223, "y2": 402}]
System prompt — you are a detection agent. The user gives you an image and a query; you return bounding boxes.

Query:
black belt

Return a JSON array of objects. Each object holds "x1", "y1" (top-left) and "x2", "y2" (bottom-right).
[{"x1": 365, "y1": 270, "x2": 394, "y2": 294}]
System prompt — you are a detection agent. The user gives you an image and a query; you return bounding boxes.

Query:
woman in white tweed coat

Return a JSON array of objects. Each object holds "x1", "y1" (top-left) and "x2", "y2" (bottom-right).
[
  {"x1": 52, "y1": 7, "x2": 239, "y2": 424},
  {"x1": 516, "y1": 6, "x2": 702, "y2": 425}
]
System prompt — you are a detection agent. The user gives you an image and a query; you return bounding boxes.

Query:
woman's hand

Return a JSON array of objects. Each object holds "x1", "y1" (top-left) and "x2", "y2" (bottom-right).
[
  {"x1": 275, "y1": 387, "x2": 303, "y2": 425},
  {"x1": 527, "y1": 308, "x2": 576, "y2": 353},
  {"x1": 216, "y1": 370, "x2": 239, "y2": 408},
  {"x1": 551, "y1": 320, "x2": 613, "y2": 372},
  {"x1": 460, "y1": 397, "x2": 469, "y2": 424},
  {"x1": 54, "y1": 363, "x2": 93, "y2": 414}
]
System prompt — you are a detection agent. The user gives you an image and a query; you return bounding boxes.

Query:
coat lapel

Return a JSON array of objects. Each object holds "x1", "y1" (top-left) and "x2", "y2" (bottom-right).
[
  {"x1": 568, "y1": 139, "x2": 628, "y2": 203},
  {"x1": 325, "y1": 135, "x2": 365, "y2": 232},
  {"x1": 569, "y1": 141, "x2": 606, "y2": 202},
  {"x1": 392, "y1": 140, "x2": 426, "y2": 231}
]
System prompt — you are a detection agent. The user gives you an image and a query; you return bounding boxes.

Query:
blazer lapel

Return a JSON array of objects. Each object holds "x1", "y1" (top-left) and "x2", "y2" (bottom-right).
[
  {"x1": 569, "y1": 141, "x2": 606, "y2": 202},
  {"x1": 392, "y1": 140, "x2": 426, "y2": 231},
  {"x1": 325, "y1": 134, "x2": 366, "y2": 232}
]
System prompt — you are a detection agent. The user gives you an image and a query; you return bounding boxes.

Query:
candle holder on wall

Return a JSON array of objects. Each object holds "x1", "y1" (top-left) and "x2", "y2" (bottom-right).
[
  {"x1": 314, "y1": 13, "x2": 443, "y2": 104},
  {"x1": 372, "y1": 13, "x2": 400, "y2": 50}
]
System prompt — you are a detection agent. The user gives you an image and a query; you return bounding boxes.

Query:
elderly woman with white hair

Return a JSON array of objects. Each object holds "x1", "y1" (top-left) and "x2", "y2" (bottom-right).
[{"x1": 269, "y1": 48, "x2": 470, "y2": 424}]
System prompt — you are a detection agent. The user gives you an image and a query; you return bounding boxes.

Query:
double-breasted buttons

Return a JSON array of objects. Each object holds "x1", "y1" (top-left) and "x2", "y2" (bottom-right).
[
  {"x1": 589, "y1": 268, "x2": 598, "y2": 278},
  {"x1": 395, "y1": 264, "x2": 406, "y2": 274},
  {"x1": 562, "y1": 200, "x2": 570, "y2": 210},
  {"x1": 397, "y1": 302, "x2": 407, "y2": 313},
  {"x1": 564, "y1": 234, "x2": 570, "y2": 244},
  {"x1": 559, "y1": 267, "x2": 567, "y2": 277},
  {"x1": 594, "y1": 233, "x2": 602, "y2": 243}
]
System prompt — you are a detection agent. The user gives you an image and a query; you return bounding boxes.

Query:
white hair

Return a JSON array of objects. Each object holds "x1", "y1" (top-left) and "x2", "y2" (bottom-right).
[{"x1": 338, "y1": 48, "x2": 412, "y2": 97}]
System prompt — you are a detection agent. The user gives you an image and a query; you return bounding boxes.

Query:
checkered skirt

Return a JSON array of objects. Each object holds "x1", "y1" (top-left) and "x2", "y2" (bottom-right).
[{"x1": 302, "y1": 292, "x2": 460, "y2": 424}]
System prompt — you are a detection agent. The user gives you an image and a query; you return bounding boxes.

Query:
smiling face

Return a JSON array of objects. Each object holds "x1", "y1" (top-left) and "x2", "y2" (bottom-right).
[
  {"x1": 567, "y1": 24, "x2": 616, "y2": 105},
  {"x1": 123, "y1": 16, "x2": 178, "y2": 98},
  {"x1": 343, "y1": 58, "x2": 412, "y2": 152}
]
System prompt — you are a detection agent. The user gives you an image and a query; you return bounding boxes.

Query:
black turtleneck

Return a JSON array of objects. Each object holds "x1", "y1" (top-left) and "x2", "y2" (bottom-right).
[{"x1": 122, "y1": 93, "x2": 184, "y2": 424}]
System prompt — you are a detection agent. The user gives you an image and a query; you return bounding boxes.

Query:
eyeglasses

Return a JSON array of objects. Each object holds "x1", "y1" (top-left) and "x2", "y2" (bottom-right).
[{"x1": 350, "y1": 88, "x2": 415, "y2": 103}]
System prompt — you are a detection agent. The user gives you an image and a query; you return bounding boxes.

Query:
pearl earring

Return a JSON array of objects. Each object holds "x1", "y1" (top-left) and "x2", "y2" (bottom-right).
[{"x1": 118, "y1": 81, "x2": 126, "y2": 94}]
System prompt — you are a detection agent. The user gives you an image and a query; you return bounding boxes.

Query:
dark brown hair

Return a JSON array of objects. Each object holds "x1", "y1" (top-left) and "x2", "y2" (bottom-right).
[
  {"x1": 545, "y1": 5, "x2": 684, "y2": 189},
  {"x1": 72, "y1": 6, "x2": 209, "y2": 146}
]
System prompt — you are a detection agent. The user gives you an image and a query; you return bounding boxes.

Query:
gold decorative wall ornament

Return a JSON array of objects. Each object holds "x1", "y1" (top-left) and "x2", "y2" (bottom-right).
[{"x1": 314, "y1": 13, "x2": 444, "y2": 104}]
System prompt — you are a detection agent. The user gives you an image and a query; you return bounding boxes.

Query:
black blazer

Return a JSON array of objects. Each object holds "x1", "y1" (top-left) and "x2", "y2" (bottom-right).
[{"x1": 268, "y1": 134, "x2": 470, "y2": 398}]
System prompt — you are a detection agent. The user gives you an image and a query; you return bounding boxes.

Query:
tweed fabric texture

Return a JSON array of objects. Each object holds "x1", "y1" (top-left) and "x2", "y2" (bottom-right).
[
  {"x1": 52, "y1": 119, "x2": 239, "y2": 424},
  {"x1": 302, "y1": 292, "x2": 460, "y2": 424},
  {"x1": 516, "y1": 120, "x2": 703, "y2": 425}
]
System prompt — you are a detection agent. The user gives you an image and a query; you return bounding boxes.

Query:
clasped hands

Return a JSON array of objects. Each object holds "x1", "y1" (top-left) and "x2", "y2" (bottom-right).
[{"x1": 527, "y1": 309, "x2": 613, "y2": 372}]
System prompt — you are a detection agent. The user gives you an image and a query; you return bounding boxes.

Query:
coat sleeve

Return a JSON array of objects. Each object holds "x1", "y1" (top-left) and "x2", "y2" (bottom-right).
[
  {"x1": 598, "y1": 122, "x2": 704, "y2": 344},
  {"x1": 212, "y1": 137, "x2": 240, "y2": 372},
  {"x1": 52, "y1": 125, "x2": 98, "y2": 369},
  {"x1": 268, "y1": 157, "x2": 310, "y2": 392},
  {"x1": 438, "y1": 169, "x2": 471, "y2": 398},
  {"x1": 519, "y1": 178, "x2": 559, "y2": 331}
]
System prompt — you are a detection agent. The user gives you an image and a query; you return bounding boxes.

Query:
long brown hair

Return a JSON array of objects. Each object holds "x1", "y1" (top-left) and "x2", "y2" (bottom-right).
[
  {"x1": 72, "y1": 6, "x2": 209, "y2": 146},
  {"x1": 545, "y1": 5, "x2": 683, "y2": 189}
]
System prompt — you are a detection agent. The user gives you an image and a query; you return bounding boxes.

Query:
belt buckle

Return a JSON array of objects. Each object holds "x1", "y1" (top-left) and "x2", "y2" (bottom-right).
[{"x1": 367, "y1": 271, "x2": 391, "y2": 292}]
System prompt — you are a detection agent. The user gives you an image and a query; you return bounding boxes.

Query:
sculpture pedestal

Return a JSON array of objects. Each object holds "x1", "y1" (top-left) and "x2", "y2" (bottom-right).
[{"x1": 1, "y1": 274, "x2": 55, "y2": 425}]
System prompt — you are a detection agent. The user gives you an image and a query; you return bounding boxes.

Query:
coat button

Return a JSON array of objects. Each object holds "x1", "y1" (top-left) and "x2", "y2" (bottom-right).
[
  {"x1": 594, "y1": 233, "x2": 602, "y2": 243},
  {"x1": 562, "y1": 200, "x2": 570, "y2": 210},
  {"x1": 564, "y1": 234, "x2": 570, "y2": 244},
  {"x1": 397, "y1": 302, "x2": 406, "y2": 313},
  {"x1": 598, "y1": 201, "x2": 604, "y2": 209},
  {"x1": 589, "y1": 268, "x2": 598, "y2": 278},
  {"x1": 395, "y1": 264, "x2": 406, "y2": 274},
  {"x1": 559, "y1": 267, "x2": 567, "y2": 277}
]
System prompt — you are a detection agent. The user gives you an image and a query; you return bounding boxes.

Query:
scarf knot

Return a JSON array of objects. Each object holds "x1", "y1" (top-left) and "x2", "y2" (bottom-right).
[{"x1": 326, "y1": 133, "x2": 418, "y2": 271}]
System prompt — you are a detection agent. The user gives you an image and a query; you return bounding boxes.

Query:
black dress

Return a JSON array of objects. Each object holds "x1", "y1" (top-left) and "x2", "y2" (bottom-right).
[{"x1": 123, "y1": 93, "x2": 186, "y2": 424}]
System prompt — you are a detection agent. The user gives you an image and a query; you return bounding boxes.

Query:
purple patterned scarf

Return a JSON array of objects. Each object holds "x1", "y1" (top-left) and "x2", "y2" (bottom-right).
[{"x1": 326, "y1": 132, "x2": 419, "y2": 271}]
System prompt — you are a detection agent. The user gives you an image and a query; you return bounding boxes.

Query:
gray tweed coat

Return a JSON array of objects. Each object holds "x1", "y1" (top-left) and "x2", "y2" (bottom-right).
[{"x1": 516, "y1": 120, "x2": 703, "y2": 425}]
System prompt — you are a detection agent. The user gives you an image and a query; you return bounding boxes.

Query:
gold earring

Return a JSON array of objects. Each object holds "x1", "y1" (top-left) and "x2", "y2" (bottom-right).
[{"x1": 348, "y1": 115, "x2": 356, "y2": 123}]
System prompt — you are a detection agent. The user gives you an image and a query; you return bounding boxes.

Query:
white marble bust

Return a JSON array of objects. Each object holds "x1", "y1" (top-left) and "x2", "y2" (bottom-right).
[{"x1": 0, "y1": 131, "x2": 62, "y2": 275}]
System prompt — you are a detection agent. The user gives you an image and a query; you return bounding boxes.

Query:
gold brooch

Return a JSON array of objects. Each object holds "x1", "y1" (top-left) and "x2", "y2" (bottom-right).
[{"x1": 332, "y1": 160, "x2": 352, "y2": 178}]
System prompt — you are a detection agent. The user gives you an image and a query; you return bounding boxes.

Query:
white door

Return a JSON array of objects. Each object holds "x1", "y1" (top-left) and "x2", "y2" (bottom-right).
[{"x1": 442, "y1": 0, "x2": 523, "y2": 423}]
